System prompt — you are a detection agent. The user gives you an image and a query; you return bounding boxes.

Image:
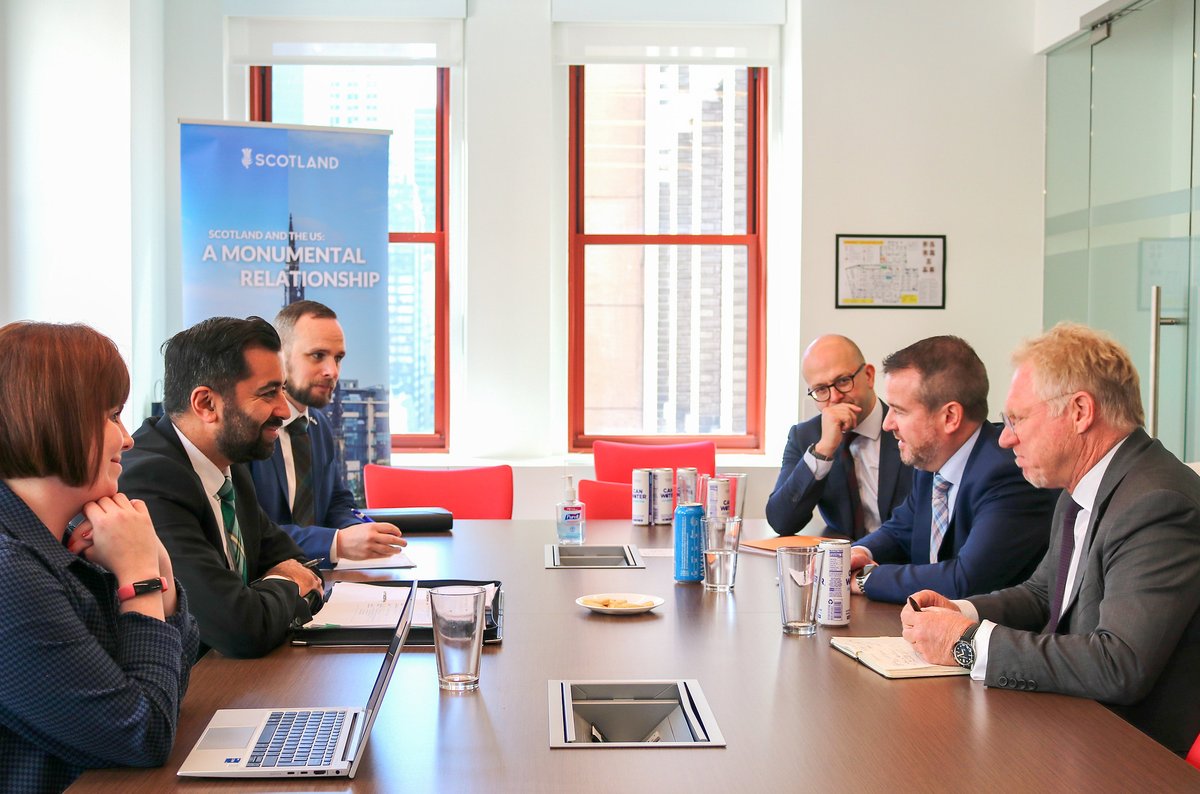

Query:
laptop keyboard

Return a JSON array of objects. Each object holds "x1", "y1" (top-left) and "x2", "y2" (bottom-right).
[{"x1": 247, "y1": 710, "x2": 346, "y2": 768}]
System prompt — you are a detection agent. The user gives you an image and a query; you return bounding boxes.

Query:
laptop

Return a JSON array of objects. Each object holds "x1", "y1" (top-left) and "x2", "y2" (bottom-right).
[{"x1": 178, "y1": 579, "x2": 417, "y2": 779}]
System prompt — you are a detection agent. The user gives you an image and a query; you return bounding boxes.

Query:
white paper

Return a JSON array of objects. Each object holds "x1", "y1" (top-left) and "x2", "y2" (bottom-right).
[
  {"x1": 334, "y1": 549, "x2": 416, "y2": 570},
  {"x1": 304, "y1": 581, "x2": 498, "y2": 629}
]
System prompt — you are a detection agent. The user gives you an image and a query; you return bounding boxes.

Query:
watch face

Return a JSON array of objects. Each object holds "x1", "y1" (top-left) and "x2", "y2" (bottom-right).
[{"x1": 953, "y1": 639, "x2": 974, "y2": 669}]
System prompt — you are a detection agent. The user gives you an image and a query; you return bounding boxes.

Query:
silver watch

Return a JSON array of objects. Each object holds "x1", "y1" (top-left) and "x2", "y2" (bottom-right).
[{"x1": 855, "y1": 563, "x2": 877, "y2": 592}]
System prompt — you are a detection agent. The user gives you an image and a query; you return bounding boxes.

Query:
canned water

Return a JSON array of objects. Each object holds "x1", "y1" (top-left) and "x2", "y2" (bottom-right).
[
  {"x1": 676, "y1": 468, "x2": 698, "y2": 505},
  {"x1": 816, "y1": 538, "x2": 852, "y2": 626},
  {"x1": 631, "y1": 469, "x2": 652, "y2": 525},
  {"x1": 652, "y1": 468, "x2": 675, "y2": 525},
  {"x1": 705, "y1": 477, "x2": 731, "y2": 521},
  {"x1": 673, "y1": 503, "x2": 705, "y2": 582}
]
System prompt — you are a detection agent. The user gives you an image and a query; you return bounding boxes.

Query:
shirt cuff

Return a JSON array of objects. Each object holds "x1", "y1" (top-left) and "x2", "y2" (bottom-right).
[
  {"x1": 328, "y1": 533, "x2": 340, "y2": 564},
  {"x1": 969, "y1": 620, "x2": 996, "y2": 682},
  {"x1": 803, "y1": 450, "x2": 834, "y2": 480}
]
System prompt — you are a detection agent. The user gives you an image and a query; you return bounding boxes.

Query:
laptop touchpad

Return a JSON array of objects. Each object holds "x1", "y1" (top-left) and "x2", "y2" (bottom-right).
[{"x1": 198, "y1": 726, "x2": 257, "y2": 750}]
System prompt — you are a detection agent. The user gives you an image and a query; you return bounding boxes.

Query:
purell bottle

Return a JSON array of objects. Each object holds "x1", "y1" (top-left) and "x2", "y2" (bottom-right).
[{"x1": 556, "y1": 475, "x2": 586, "y2": 545}]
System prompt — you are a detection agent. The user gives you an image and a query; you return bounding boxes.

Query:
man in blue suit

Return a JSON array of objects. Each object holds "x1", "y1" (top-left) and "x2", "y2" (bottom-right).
[
  {"x1": 766, "y1": 335, "x2": 913, "y2": 539},
  {"x1": 249, "y1": 301, "x2": 406, "y2": 567},
  {"x1": 849, "y1": 336, "x2": 1056, "y2": 604}
]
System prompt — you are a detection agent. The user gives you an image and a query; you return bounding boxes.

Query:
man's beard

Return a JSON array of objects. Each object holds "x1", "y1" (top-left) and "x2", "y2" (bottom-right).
[
  {"x1": 217, "y1": 401, "x2": 283, "y2": 462},
  {"x1": 285, "y1": 379, "x2": 334, "y2": 409},
  {"x1": 897, "y1": 435, "x2": 939, "y2": 472}
]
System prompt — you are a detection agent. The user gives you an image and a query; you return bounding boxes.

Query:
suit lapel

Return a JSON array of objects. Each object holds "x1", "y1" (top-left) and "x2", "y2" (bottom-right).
[
  {"x1": 876, "y1": 403, "x2": 902, "y2": 518},
  {"x1": 1060, "y1": 430, "x2": 1150, "y2": 620},
  {"x1": 148, "y1": 415, "x2": 227, "y2": 555}
]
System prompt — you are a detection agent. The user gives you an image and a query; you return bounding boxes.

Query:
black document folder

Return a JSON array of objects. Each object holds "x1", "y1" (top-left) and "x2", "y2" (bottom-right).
[
  {"x1": 291, "y1": 578, "x2": 503, "y2": 647},
  {"x1": 362, "y1": 507, "x2": 453, "y2": 532}
]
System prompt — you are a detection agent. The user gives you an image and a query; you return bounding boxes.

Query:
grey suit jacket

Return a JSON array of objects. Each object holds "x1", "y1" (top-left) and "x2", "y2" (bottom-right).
[{"x1": 968, "y1": 429, "x2": 1200, "y2": 754}]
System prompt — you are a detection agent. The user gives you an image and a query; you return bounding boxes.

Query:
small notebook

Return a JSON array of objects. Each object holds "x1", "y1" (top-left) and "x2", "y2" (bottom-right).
[{"x1": 830, "y1": 636, "x2": 970, "y2": 679}]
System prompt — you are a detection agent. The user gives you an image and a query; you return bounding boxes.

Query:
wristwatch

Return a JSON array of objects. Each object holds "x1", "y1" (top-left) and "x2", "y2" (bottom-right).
[
  {"x1": 117, "y1": 577, "x2": 168, "y2": 603},
  {"x1": 855, "y1": 563, "x2": 877, "y2": 593},
  {"x1": 807, "y1": 444, "x2": 835, "y2": 462},
  {"x1": 953, "y1": 622, "x2": 981, "y2": 669}
]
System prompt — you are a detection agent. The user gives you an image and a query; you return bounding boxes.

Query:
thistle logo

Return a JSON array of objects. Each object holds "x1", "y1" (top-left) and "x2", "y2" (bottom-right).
[{"x1": 241, "y1": 148, "x2": 253, "y2": 169}]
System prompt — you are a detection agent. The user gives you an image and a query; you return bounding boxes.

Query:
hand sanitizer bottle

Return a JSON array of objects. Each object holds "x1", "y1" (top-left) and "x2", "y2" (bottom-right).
[{"x1": 556, "y1": 475, "x2": 586, "y2": 545}]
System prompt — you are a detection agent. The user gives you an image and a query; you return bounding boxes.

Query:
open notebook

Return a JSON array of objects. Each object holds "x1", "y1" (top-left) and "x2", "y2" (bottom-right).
[
  {"x1": 178, "y1": 580, "x2": 417, "y2": 779},
  {"x1": 830, "y1": 636, "x2": 970, "y2": 679}
]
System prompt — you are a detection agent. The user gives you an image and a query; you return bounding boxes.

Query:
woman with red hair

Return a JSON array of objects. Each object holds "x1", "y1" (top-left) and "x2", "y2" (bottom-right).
[{"x1": 0, "y1": 322, "x2": 198, "y2": 793}]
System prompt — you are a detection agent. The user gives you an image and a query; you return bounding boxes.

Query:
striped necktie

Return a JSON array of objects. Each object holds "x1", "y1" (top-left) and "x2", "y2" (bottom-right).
[
  {"x1": 216, "y1": 476, "x2": 248, "y2": 582},
  {"x1": 929, "y1": 473, "x2": 951, "y2": 564}
]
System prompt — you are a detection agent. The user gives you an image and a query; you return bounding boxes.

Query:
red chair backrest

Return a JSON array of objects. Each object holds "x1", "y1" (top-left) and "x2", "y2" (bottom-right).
[
  {"x1": 1187, "y1": 731, "x2": 1200, "y2": 770},
  {"x1": 578, "y1": 479, "x2": 633, "y2": 519},
  {"x1": 592, "y1": 440, "x2": 717, "y2": 483},
  {"x1": 363, "y1": 463, "x2": 514, "y2": 519}
]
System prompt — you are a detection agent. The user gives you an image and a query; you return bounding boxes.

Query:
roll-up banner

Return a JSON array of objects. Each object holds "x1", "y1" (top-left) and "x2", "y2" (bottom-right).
[{"x1": 180, "y1": 120, "x2": 390, "y2": 500}]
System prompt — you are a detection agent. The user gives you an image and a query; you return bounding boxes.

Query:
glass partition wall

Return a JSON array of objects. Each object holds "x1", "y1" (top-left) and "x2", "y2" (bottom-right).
[{"x1": 1044, "y1": 0, "x2": 1200, "y2": 459}]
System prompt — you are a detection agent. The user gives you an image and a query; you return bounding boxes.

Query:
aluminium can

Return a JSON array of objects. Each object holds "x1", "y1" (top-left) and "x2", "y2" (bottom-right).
[
  {"x1": 673, "y1": 502, "x2": 705, "y2": 582},
  {"x1": 705, "y1": 477, "x2": 731, "y2": 522},
  {"x1": 631, "y1": 469, "x2": 653, "y2": 525},
  {"x1": 652, "y1": 468, "x2": 675, "y2": 525},
  {"x1": 676, "y1": 468, "x2": 698, "y2": 505},
  {"x1": 816, "y1": 538, "x2": 852, "y2": 626}
]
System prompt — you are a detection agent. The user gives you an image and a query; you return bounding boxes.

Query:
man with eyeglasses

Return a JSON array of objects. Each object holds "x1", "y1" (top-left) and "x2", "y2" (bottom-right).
[
  {"x1": 766, "y1": 335, "x2": 913, "y2": 539},
  {"x1": 846, "y1": 335, "x2": 1056, "y2": 604},
  {"x1": 901, "y1": 324, "x2": 1200, "y2": 756}
]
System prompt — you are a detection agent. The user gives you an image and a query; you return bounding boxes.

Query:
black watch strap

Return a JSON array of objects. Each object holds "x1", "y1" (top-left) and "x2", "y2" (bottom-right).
[{"x1": 807, "y1": 444, "x2": 835, "y2": 462}]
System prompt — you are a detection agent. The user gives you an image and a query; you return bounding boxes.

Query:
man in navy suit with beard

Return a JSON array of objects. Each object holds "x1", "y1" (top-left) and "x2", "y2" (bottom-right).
[
  {"x1": 848, "y1": 335, "x2": 1057, "y2": 604},
  {"x1": 249, "y1": 301, "x2": 407, "y2": 568}
]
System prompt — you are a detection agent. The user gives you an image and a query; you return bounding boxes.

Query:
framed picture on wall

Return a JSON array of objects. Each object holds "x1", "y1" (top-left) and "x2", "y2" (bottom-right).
[{"x1": 835, "y1": 234, "x2": 946, "y2": 309}]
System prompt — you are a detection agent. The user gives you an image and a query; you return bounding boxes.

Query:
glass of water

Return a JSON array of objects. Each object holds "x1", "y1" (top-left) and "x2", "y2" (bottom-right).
[
  {"x1": 429, "y1": 586, "x2": 486, "y2": 691},
  {"x1": 702, "y1": 517, "x2": 741, "y2": 592}
]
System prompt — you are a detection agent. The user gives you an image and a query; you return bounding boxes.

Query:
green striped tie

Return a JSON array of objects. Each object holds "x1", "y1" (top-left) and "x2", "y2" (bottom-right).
[{"x1": 217, "y1": 477, "x2": 248, "y2": 582}]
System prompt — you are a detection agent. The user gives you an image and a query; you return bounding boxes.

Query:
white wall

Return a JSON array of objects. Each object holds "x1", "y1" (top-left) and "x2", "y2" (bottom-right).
[
  {"x1": 0, "y1": 0, "x2": 1050, "y2": 520},
  {"x1": 1, "y1": 0, "x2": 134, "y2": 365},
  {"x1": 798, "y1": 0, "x2": 1046, "y2": 427},
  {"x1": 1035, "y1": 0, "x2": 1109, "y2": 53}
]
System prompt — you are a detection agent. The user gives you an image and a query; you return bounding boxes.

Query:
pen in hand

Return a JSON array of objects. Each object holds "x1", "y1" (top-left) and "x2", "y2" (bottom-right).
[
  {"x1": 350, "y1": 508, "x2": 375, "y2": 523},
  {"x1": 302, "y1": 558, "x2": 323, "y2": 570},
  {"x1": 907, "y1": 596, "x2": 923, "y2": 612}
]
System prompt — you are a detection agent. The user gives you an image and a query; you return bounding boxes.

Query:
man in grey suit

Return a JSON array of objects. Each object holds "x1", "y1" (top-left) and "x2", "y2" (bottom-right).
[{"x1": 902, "y1": 323, "x2": 1200, "y2": 755}]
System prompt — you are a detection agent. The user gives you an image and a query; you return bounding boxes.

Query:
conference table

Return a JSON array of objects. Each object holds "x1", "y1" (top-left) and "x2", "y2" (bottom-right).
[{"x1": 71, "y1": 519, "x2": 1199, "y2": 792}]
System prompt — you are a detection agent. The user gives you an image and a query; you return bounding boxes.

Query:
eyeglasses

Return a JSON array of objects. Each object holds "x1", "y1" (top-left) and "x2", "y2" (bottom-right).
[
  {"x1": 1000, "y1": 393, "x2": 1074, "y2": 435},
  {"x1": 807, "y1": 363, "x2": 866, "y2": 403}
]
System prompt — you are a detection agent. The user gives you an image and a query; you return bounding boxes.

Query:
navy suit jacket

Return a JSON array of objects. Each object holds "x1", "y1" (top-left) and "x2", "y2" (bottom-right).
[
  {"x1": 766, "y1": 402, "x2": 913, "y2": 539},
  {"x1": 249, "y1": 407, "x2": 361, "y2": 565},
  {"x1": 856, "y1": 421, "x2": 1057, "y2": 604},
  {"x1": 120, "y1": 416, "x2": 313, "y2": 659}
]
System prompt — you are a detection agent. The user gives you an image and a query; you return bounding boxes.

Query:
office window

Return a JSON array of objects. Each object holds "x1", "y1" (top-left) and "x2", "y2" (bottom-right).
[
  {"x1": 250, "y1": 65, "x2": 449, "y2": 450},
  {"x1": 568, "y1": 64, "x2": 766, "y2": 450}
]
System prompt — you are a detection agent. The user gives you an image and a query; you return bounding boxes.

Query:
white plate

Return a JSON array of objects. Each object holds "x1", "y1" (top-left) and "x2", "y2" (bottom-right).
[{"x1": 576, "y1": 592, "x2": 664, "y2": 615}]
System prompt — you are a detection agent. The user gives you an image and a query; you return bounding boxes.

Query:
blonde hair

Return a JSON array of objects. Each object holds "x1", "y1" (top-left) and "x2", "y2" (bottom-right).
[{"x1": 1011, "y1": 322, "x2": 1142, "y2": 431}]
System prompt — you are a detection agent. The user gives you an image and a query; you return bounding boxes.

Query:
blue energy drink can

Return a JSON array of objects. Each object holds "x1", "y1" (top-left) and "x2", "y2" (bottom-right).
[{"x1": 673, "y1": 503, "x2": 705, "y2": 582}]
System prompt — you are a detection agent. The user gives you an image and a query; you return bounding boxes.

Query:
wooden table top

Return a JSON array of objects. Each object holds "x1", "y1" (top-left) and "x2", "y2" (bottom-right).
[{"x1": 70, "y1": 519, "x2": 1200, "y2": 792}]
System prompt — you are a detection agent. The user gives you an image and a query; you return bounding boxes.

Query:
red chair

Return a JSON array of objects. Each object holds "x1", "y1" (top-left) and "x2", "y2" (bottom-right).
[
  {"x1": 592, "y1": 440, "x2": 717, "y2": 483},
  {"x1": 363, "y1": 463, "x2": 514, "y2": 519},
  {"x1": 1187, "y1": 731, "x2": 1200, "y2": 770},
  {"x1": 578, "y1": 479, "x2": 633, "y2": 519}
]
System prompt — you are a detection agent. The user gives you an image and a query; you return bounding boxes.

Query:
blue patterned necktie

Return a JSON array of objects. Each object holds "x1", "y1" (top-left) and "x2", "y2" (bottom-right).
[
  {"x1": 216, "y1": 477, "x2": 248, "y2": 582},
  {"x1": 929, "y1": 473, "x2": 951, "y2": 564}
]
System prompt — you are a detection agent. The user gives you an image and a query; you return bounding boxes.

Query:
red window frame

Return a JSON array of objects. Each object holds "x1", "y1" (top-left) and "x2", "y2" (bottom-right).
[
  {"x1": 250, "y1": 65, "x2": 450, "y2": 451},
  {"x1": 567, "y1": 64, "x2": 768, "y2": 452}
]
